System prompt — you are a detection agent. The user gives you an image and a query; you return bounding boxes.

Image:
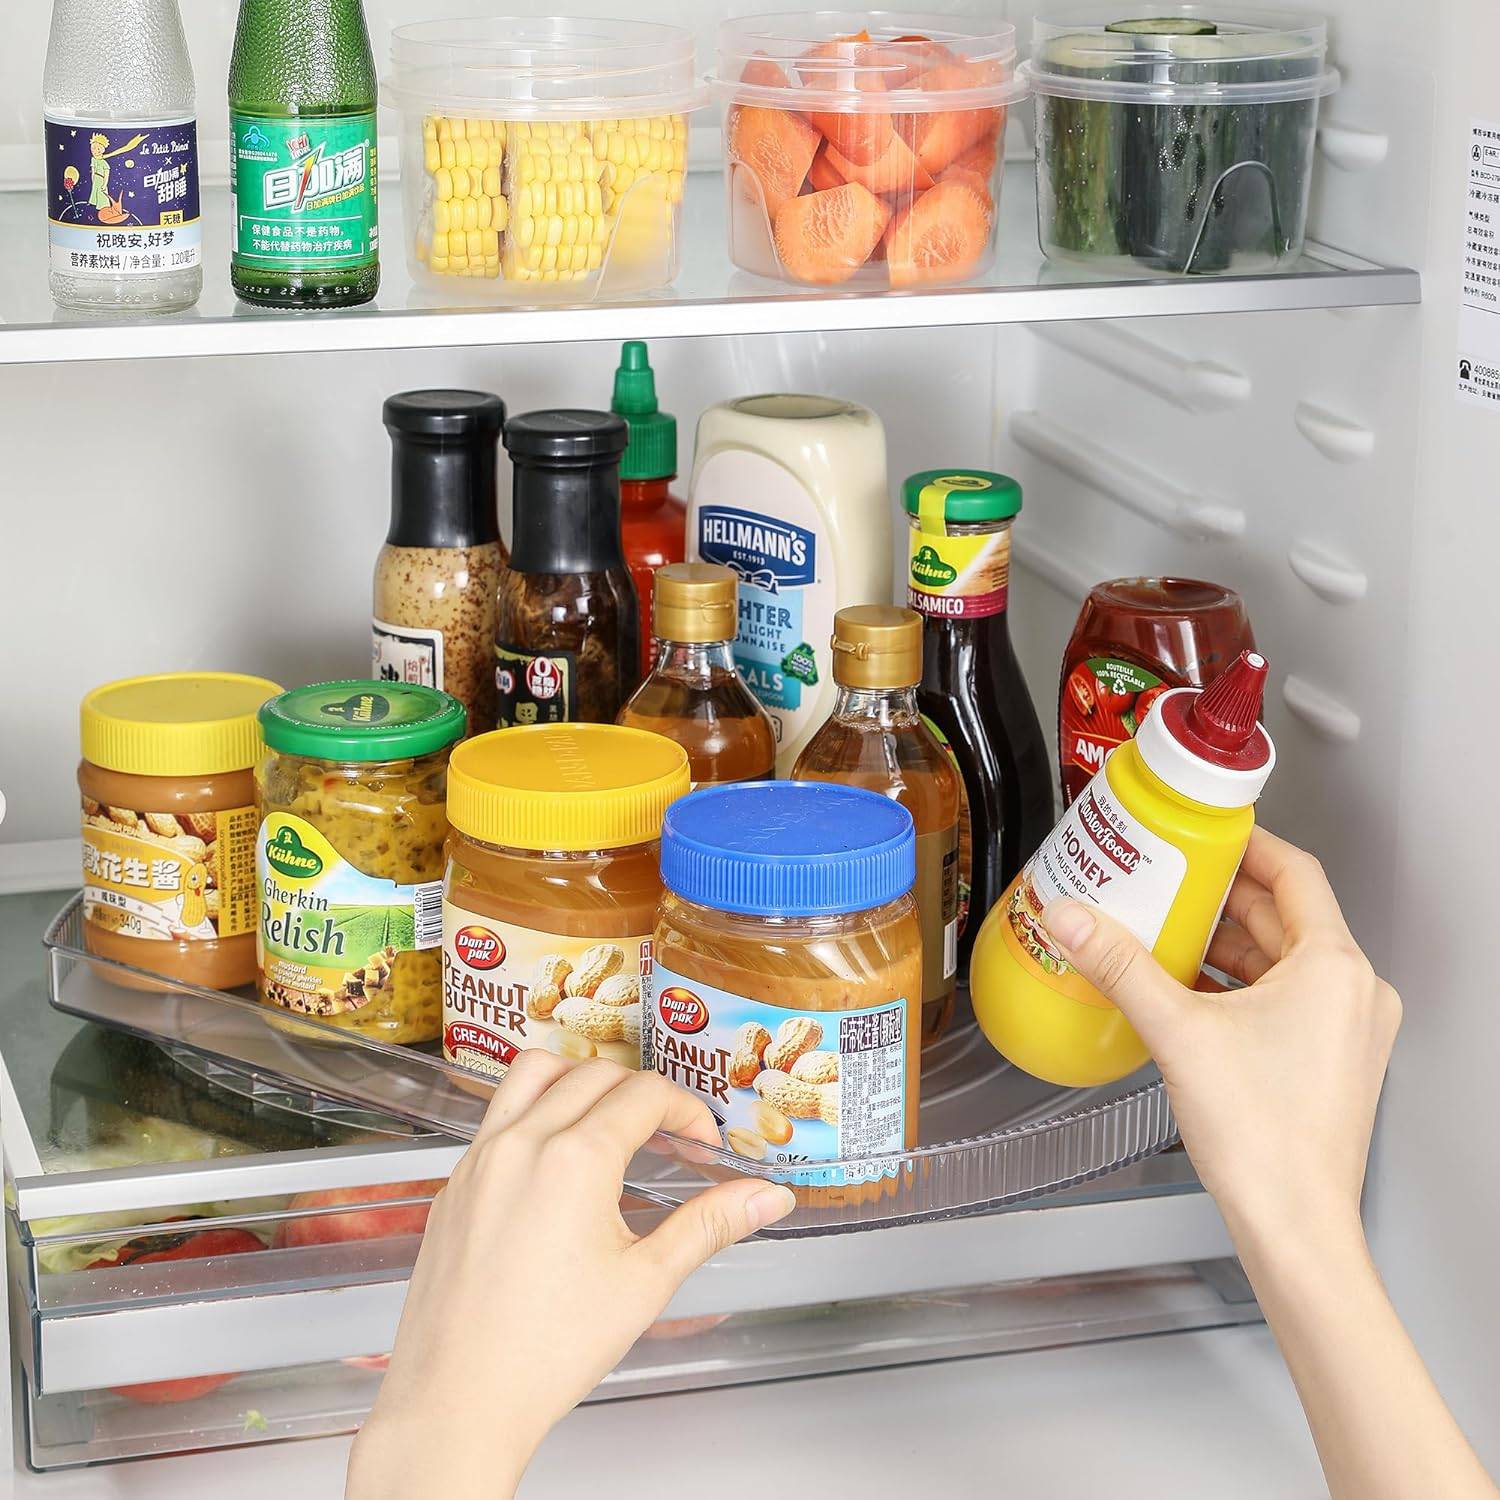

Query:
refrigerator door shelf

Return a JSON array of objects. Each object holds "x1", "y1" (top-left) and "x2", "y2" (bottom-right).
[{"x1": 45, "y1": 895, "x2": 1177, "y2": 1238}]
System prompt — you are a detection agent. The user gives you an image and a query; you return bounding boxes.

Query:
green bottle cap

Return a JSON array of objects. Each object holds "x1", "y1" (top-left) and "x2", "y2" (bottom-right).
[
  {"x1": 611, "y1": 340, "x2": 677, "y2": 482},
  {"x1": 259, "y1": 681, "x2": 466, "y2": 763},
  {"x1": 901, "y1": 469, "x2": 1023, "y2": 524}
]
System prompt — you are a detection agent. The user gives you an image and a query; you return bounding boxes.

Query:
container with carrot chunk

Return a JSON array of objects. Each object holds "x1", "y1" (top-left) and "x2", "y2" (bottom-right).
[
  {"x1": 714, "y1": 14, "x2": 1025, "y2": 288},
  {"x1": 388, "y1": 18, "x2": 706, "y2": 300}
]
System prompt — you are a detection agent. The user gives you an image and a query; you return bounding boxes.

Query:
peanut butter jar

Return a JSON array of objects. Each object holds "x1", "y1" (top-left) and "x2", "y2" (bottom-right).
[
  {"x1": 441, "y1": 723, "x2": 689, "y2": 1076},
  {"x1": 646, "y1": 781, "x2": 921, "y2": 1194},
  {"x1": 79, "y1": 672, "x2": 283, "y2": 990}
]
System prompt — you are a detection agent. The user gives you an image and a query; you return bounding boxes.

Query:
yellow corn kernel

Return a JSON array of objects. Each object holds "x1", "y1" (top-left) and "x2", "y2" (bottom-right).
[
  {"x1": 526, "y1": 244, "x2": 544, "y2": 270},
  {"x1": 466, "y1": 228, "x2": 483, "y2": 259},
  {"x1": 493, "y1": 195, "x2": 509, "y2": 231},
  {"x1": 544, "y1": 181, "x2": 558, "y2": 216},
  {"x1": 594, "y1": 213, "x2": 611, "y2": 243},
  {"x1": 449, "y1": 251, "x2": 468, "y2": 270},
  {"x1": 454, "y1": 136, "x2": 472, "y2": 168},
  {"x1": 433, "y1": 198, "x2": 451, "y2": 235},
  {"x1": 541, "y1": 245, "x2": 558, "y2": 270},
  {"x1": 462, "y1": 197, "x2": 479, "y2": 231},
  {"x1": 625, "y1": 137, "x2": 641, "y2": 169},
  {"x1": 587, "y1": 242, "x2": 603, "y2": 269},
  {"x1": 546, "y1": 216, "x2": 563, "y2": 247},
  {"x1": 607, "y1": 134, "x2": 625, "y2": 166},
  {"x1": 568, "y1": 152, "x2": 585, "y2": 183},
  {"x1": 515, "y1": 214, "x2": 535, "y2": 247},
  {"x1": 439, "y1": 138, "x2": 456, "y2": 169},
  {"x1": 649, "y1": 117, "x2": 665, "y2": 140},
  {"x1": 482, "y1": 164, "x2": 502, "y2": 196},
  {"x1": 645, "y1": 141, "x2": 662, "y2": 171},
  {"x1": 454, "y1": 166, "x2": 473, "y2": 198},
  {"x1": 476, "y1": 194, "x2": 492, "y2": 230},
  {"x1": 423, "y1": 116, "x2": 438, "y2": 141},
  {"x1": 431, "y1": 254, "x2": 449, "y2": 273},
  {"x1": 587, "y1": 182, "x2": 602, "y2": 216},
  {"x1": 571, "y1": 243, "x2": 589, "y2": 271},
  {"x1": 437, "y1": 118, "x2": 452, "y2": 142},
  {"x1": 591, "y1": 128, "x2": 607, "y2": 157},
  {"x1": 452, "y1": 117, "x2": 469, "y2": 140},
  {"x1": 473, "y1": 137, "x2": 491, "y2": 170},
  {"x1": 424, "y1": 139, "x2": 441, "y2": 173},
  {"x1": 562, "y1": 214, "x2": 579, "y2": 245},
  {"x1": 481, "y1": 227, "x2": 499, "y2": 257},
  {"x1": 577, "y1": 212, "x2": 593, "y2": 244},
  {"x1": 600, "y1": 187, "x2": 614, "y2": 214},
  {"x1": 672, "y1": 140, "x2": 685, "y2": 171},
  {"x1": 434, "y1": 167, "x2": 453, "y2": 201}
]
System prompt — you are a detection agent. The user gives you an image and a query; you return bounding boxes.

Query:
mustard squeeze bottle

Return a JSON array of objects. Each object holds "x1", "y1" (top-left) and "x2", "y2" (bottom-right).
[{"x1": 970, "y1": 651, "x2": 1275, "y2": 1087}]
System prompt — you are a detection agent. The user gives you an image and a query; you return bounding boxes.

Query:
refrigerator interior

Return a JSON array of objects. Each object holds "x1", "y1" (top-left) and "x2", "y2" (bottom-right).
[{"x1": 0, "y1": 0, "x2": 1496, "y2": 1477}]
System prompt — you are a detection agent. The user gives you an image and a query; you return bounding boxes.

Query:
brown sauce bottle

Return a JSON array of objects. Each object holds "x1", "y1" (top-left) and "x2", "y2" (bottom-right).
[{"x1": 493, "y1": 411, "x2": 641, "y2": 728}]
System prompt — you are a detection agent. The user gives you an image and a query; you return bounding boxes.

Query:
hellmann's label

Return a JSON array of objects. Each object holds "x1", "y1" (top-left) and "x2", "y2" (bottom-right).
[
  {"x1": 643, "y1": 950, "x2": 907, "y2": 1186},
  {"x1": 999, "y1": 771, "x2": 1186, "y2": 1009},
  {"x1": 257, "y1": 812, "x2": 439, "y2": 1017}
]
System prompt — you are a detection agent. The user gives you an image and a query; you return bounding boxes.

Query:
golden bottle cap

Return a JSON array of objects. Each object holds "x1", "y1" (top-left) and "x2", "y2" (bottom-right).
[
  {"x1": 830, "y1": 606, "x2": 923, "y2": 689},
  {"x1": 653, "y1": 562, "x2": 738, "y2": 643}
]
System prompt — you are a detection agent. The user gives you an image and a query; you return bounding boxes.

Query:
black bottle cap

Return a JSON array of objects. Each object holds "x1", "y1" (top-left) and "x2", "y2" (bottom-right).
[
  {"x1": 383, "y1": 389, "x2": 505, "y2": 549},
  {"x1": 383, "y1": 389, "x2": 505, "y2": 441},
  {"x1": 504, "y1": 409, "x2": 628, "y2": 465}
]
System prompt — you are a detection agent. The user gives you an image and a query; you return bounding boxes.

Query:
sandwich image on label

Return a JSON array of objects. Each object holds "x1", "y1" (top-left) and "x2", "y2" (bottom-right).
[{"x1": 970, "y1": 650, "x2": 1276, "y2": 1088}]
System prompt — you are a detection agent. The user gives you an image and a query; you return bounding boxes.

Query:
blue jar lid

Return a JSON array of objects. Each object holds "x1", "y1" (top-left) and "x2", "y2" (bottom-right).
[{"x1": 660, "y1": 782, "x2": 916, "y2": 918}]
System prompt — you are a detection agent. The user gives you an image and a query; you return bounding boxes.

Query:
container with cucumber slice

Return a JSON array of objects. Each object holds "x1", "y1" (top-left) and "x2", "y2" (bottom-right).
[{"x1": 1022, "y1": 7, "x2": 1339, "y2": 275}]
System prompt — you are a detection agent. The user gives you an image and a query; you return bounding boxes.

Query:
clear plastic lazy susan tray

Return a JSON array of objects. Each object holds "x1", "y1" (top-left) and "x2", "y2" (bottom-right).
[{"x1": 44, "y1": 895, "x2": 1175, "y2": 1237}]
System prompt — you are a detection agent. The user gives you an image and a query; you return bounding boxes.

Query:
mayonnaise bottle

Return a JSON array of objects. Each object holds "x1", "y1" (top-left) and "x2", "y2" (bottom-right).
[
  {"x1": 688, "y1": 395, "x2": 891, "y2": 775},
  {"x1": 971, "y1": 651, "x2": 1275, "y2": 1087}
]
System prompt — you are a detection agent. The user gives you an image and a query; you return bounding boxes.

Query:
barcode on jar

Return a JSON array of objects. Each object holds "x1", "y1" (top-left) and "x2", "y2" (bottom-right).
[{"x1": 413, "y1": 881, "x2": 444, "y2": 949}]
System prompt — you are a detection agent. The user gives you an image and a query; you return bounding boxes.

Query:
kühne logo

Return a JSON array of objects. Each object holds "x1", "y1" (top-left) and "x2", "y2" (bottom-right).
[
  {"x1": 453, "y1": 925, "x2": 505, "y2": 971},
  {"x1": 320, "y1": 691, "x2": 388, "y2": 724},
  {"x1": 658, "y1": 985, "x2": 709, "y2": 1034},
  {"x1": 911, "y1": 543, "x2": 958, "y2": 589},
  {"x1": 264, "y1": 825, "x2": 323, "y2": 880}
]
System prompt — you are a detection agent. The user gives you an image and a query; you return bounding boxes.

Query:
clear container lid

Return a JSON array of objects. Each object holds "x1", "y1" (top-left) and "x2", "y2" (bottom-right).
[
  {"x1": 1022, "y1": 5, "x2": 1339, "y2": 104},
  {"x1": 714, "y1": 11, "x2": 1028, "y2": 112},
  {"x1": 387, "y1": 16, "x2": 707, "y2": 120}
]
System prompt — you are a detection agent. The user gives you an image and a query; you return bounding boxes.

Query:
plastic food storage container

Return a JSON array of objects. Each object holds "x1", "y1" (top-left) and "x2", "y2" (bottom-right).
[
  {"x1": 388, "y1": 18, "x2": 706, "y2": 298},
  {"x1": 1021, "y1": 6, "x2": 1339, "y2": 276},
  {"x1": 713, "y1": 13, "x2": 1026, "y2": 288}
]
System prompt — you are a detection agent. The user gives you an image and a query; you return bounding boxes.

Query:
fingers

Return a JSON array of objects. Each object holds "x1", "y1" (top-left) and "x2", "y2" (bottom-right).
[
  {"x1": 1040, "y1": 899, "x2": 1185, "y2": 1050},
  {"x1": 1206, "y1": 920, "x2": 1276, "y2": 985},
  {"x1": 633, "y1": 1178, "x2": 796, "y2": 1288},
  {"x1": 472, "y1": 1048, "x2": 574, "y2": 1143},
  {"x1": 1222, "y1": 868, "x2": 1284, "y2": 960},
  {"x1": 566, "y1": 1070, "x2": 727, "y2": 1179},
  {"x1": 1239, "y1": 828, "x2": 1353, "y2": 947}
]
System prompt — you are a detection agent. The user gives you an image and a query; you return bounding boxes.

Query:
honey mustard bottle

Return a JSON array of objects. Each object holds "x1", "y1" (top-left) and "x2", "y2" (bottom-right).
[
  {"x1": 792, "y1": 605, "x2": 962, "y2": 1044},
  {"x1": 617, "y1": 563, "x2": 777, "y2": 786}
]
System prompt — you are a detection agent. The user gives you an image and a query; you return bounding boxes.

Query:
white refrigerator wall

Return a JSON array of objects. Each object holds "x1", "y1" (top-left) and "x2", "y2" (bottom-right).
[{"x1": 1, "y1": 0, "x2": 1497, "y2": 1474}]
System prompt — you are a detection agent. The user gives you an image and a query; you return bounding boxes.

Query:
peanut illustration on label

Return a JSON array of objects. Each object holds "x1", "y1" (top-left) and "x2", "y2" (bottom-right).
[
  {"x1": 564, "y1": 943, "x2": 627, "y2": 999},
  {"x1": 553, "y1": 995, "x2": 643, "y2": 1046},
  {"x1": 527, "y1": 953, "x2": 573, "y2": 1020},
  {"x1": 789, "y1": 1050, "x2": 840, "y2": 1085},
  {"x1": 764, "y1": 1016, "x2": 823, "y2": 1073},
  {"x1": 753, "y1": 1068, "x2": 840, "y2": 1125},
  {"x1": 728, "y1": 1022, "x2": 772, "y2": 1088}
]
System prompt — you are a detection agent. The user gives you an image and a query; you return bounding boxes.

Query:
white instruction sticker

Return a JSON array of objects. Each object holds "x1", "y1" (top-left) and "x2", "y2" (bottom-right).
[{"x1": 1458, "y1": 120, "x2": 1500, "y2": 411}]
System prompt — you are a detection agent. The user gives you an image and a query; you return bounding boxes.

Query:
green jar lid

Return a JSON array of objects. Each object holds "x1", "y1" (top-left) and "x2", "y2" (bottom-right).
[
  {"x1": 259, "y1": 680, "x2": 466, "y2": 763},
  {"x1": 901, "y1": 469, "x2": 1023, "y2": 524},
  {"x1": 612, "y1": 340, "x2": 677, "y2": 481}
]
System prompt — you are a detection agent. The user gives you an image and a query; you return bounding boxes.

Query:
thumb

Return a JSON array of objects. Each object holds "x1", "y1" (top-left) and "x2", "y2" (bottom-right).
[
  {"x1": 1041, "y1": 898, "x2": 1185, "y2": 1050},
  {"x1": 635, "y1": 1179, "x2": 796, "y2": 1288}
]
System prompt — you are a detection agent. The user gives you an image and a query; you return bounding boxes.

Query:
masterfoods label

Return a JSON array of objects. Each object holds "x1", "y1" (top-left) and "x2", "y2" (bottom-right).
[
  {"x1": 257, "y1": 813, "x2": 439, "y2": 1016},
  {"x1": 374, "y1": 618, "x2": 443, "y2": 690},
  {"x1": 644, "y1": 953, "x2": 908, "y2": 1185},
  {"x1": 693, "y1": 451, "x2": 832, "y2": 752},
  {"x1": 230, "y1": 111, "x2": 378, "y2": 269},
  {"x1": 442, "y1": 907, "x2": 648, "y2": 1075},
  {"x1": 82, "y1": 800, "x2": 255, "y2": 941},
  {"x1": 1000, "y1": 769, "x2": 1186, "y2": 1008},
  {"x1": 45, "y1": 116, "x2": 201, "y2": 277},
  {"x1": 1060, "y1": 657, "x2": 1170, "y2": 803}
]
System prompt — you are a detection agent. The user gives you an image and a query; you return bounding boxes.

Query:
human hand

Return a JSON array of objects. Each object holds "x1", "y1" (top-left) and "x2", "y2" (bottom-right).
[
  {"x1": 346, "y1": 1053, "x2": 795, "y2": 1500},
  {"x1": 1039, "y1": 828, "x2": 1401, "y2": 1245}
]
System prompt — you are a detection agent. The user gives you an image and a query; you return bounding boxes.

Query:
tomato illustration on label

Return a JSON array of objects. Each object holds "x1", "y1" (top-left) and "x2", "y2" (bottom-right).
[
  {"x1": 1060, "y1": 657, "x2": 1166, "y2": 805},
  {"x1": 658, "y1": 985, "x2": 709, "y2": 1034},
  {"x1": 453, "y1": 925, "x2": 505, "y2": 970}
]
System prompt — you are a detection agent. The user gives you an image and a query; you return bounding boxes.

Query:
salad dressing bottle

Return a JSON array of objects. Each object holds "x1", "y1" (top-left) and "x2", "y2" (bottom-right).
[
  {"x1": 617, "y1": 563, "x2": 776, "y2": 786},
  {"x1": 971, "y1": 651, "x2": 1276, "y2": 1087},
  {"x1": 792, "y1": 606, "x2": 962, "y2": 1044}
]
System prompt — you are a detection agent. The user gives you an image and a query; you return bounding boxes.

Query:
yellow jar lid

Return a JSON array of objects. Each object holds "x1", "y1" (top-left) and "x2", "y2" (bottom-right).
[
  {"x1": 81, "y1": 672, "x2": 284, "y2": 777},
  {"x1": 448, "y1": 723, "x2": 690, "y2": 853}
]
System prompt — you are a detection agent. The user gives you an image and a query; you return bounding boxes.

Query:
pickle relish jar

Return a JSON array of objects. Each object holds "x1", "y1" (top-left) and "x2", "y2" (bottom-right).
[
  {"x1": 79, "y1": 671, "x2": 283, "y2": 990},
  {"x1": 441, "y1": 722, "x2": 689, "y2": 1076},
  {"x1": 255, "y1": 680, "x2": 465, "y2": 1044},
  {"x1": 646, "y1": 781, "x2": 920, "y2": 1185}
]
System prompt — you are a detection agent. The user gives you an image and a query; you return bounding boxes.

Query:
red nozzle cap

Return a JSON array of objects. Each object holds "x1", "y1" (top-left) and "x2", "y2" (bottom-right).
[{"x1": 1182, "y1": 650, "x2": 1268, "y2": 756}]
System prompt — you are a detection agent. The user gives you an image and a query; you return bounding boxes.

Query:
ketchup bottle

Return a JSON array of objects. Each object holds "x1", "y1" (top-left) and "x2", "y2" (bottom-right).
[
  {"x1": 1059, "y1": 578, "x2": 1255, "y2": 807},
  {"x1": 611, "y1": 341, "x2": 686, "y2": 677}
]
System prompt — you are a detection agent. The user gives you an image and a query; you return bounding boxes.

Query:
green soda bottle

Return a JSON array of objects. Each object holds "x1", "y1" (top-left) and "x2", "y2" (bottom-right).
[{"x1": 228, "y1": 0, "x2": 379, "y2": 308}]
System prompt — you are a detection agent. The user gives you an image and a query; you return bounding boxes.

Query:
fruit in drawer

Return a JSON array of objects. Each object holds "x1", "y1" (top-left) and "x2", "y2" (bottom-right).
[
  {"x1": 87, "y1": 1220, "x2": 266, "y2": 1404},
  {"x1": 273, "y1": 1180, "x2": 445, "y2": 1250}
]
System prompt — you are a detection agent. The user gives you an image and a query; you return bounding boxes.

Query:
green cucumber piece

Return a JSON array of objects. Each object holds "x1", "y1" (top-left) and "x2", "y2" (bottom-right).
[{"x1": 1105, "y1": 18, "x2": 1218, "y2": 34}]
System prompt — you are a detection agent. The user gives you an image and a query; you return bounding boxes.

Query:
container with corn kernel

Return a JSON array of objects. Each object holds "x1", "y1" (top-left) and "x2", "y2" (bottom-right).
[{"x1": 389, "y1": 18, "x2": 705, "y2": 299}]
